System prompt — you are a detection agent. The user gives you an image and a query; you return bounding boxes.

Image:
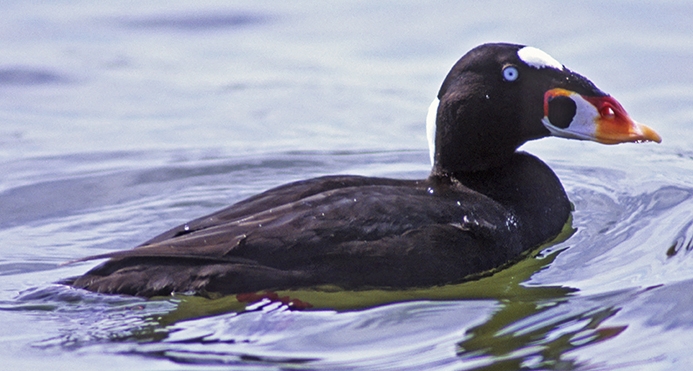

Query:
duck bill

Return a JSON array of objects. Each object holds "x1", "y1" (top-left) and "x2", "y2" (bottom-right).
[{"x1": 542, "y1": 88, "x2": 662, "y2": 144}]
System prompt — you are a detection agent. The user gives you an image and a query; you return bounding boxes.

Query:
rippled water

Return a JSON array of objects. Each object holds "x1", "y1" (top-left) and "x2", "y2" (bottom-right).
[{"x1": 2, "y1": 1, "x2": 693, "y2": 370}]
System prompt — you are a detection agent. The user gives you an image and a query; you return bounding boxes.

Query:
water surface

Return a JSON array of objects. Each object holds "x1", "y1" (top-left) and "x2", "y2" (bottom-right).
[{"x1": 1, "y1": 1, "x2": 693, "y2": 369}]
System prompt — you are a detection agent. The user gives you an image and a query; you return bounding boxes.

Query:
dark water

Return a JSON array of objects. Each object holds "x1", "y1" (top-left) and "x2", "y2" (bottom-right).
[{"x1": 1, "y1": 1, "x2": 693, "y2": 369}]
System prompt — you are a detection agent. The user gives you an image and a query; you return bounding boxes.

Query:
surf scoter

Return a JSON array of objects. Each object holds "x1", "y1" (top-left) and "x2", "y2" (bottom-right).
[{"x1": 68, "y1": 43, "x2": 660, "y2": 297}]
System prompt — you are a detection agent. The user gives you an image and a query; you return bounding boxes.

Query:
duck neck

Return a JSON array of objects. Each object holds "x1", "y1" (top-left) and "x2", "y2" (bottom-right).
[
  {"x1": 431, "y1": 152, "x2": 571, "y2": 248},
  {"x1": 429, "y1": 91, "x2": 524, "y2": 174}
]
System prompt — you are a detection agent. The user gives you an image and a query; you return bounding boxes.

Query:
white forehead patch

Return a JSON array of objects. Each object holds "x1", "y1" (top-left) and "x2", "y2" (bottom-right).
[{"x1": 517, "y1": 46, "x2": 563, "y2": 70}]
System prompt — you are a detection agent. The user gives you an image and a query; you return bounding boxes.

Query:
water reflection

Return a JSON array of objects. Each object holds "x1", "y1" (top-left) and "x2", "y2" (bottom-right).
[
  {"x1": 457, "y1": 289, "x2": 637, "y2": 370},
  {"x1": 667, "y1": 219, "x2": 693, "y2": 258}
]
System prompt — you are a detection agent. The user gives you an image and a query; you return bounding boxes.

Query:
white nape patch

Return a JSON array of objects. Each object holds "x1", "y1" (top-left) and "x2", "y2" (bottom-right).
[
  {"x1": 518, "y1": 46, "x2": 563, "y2": 70},
  {"x1": 426, "y1": 98, "x2": 439, "y2": 166}
]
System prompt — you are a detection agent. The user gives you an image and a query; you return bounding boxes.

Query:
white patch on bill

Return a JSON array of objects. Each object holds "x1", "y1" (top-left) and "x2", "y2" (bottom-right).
[
  {"x1": 542, "y1": 92, "x2": 598, "y2": 140},
  {"x1": 518, "y1": 46, "x2": 563, "y2": 70},
  {"x1": 426, "y1": 98, "x2": 439, "y2": 166}
]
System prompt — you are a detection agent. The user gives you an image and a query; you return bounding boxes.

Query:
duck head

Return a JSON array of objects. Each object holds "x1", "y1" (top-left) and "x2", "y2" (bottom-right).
[{"x1": 427, "y1": 43, "x2": 661, "y2": 174}]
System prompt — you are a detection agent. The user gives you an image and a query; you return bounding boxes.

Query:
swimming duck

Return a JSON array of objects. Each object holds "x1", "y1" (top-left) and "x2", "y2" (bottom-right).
[{"x1": 68, "y1": 43, "x2": 661, "y2": 297}]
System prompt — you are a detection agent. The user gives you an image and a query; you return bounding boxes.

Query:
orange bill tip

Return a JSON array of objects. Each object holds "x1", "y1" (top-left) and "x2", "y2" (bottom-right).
[{"x1": 583, "y1": 95, "x2": 662, "y2": 144}]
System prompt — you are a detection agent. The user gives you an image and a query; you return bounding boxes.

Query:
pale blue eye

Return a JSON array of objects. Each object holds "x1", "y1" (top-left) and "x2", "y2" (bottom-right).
[{"x1": 503, "y1": 66, "x2": 519, "y2": 81}]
